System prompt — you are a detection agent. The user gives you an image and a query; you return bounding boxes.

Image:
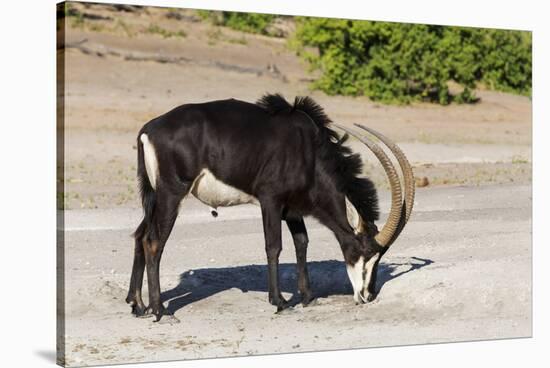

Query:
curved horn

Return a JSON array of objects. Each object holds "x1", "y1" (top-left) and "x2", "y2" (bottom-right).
[
  {"x1": 354, "y1": 124, "x2": 415, "y2": 245},
  {"x1": 333, "y1": 124, "x2": 403, "y2": 247}
]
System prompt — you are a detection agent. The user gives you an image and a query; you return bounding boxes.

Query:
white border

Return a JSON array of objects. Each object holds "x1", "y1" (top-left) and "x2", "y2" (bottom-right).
[{"x1": 1, "y1": 0, "x2": 547, "y2": 367}]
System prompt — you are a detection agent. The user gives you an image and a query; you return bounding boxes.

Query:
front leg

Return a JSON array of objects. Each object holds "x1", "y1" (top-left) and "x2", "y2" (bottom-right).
[
  {"x1": 286, "y1": 214, "x2": 313, "y2": 306},
  {"x1": 260, "y1": 199, "x2": 288, "y2": 312}
]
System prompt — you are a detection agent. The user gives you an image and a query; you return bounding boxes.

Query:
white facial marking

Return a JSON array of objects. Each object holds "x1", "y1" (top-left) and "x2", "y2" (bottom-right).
[
  {"x1": 190, "y1": 169, "x2": 259, "y2": 209},
  {"x1": 346, "y1": 256, "x2": 365, "y2": 303},
  {"x1": 140, "y1": 134, "x2": 159, "y2": 190},
  {"x1": 347, "y1": 253, "x2": 381, "y2": 303},
  {"x1": 363, "y1": 253, "x2": 380, "y2": 300}
]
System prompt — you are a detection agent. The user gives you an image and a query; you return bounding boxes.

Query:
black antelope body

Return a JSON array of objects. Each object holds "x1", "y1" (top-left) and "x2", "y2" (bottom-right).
[{"x1": 125, "y1": 94, "x2": 415, "y2": 322}]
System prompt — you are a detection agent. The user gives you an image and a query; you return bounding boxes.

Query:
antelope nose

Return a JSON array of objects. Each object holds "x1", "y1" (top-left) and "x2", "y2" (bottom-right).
[{"x1": 356, "y1": 291, "x2": 367, "y2": 304}]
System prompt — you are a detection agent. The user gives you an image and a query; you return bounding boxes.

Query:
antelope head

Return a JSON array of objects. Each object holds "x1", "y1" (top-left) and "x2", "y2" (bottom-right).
[{"x1": 335, "y1": 123, "x2": 416, "y2": 304}]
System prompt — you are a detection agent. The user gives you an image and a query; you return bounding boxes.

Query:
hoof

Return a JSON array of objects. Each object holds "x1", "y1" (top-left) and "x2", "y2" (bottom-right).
[
  {"x1": 300, "y1": 292, "x2": 314, "y2": 307},
  {"x1": 135, "y1": 306, "x2": 154, "y2": 318},
  {"x1": 275, "y1": 299, "x2": 291, "y2": 313},
  {"x1": 269, "y1": 294, "x2": 289, "y2": 313},
  {"x1": 128, "y1": 299, "x2": 151, "y2": 318},
  {"x1": 146, "y1": 305, "x2": 175, "y2": 323},
  {"x1": 275, "y1": 305, "x2": 294, "y2": 315}
]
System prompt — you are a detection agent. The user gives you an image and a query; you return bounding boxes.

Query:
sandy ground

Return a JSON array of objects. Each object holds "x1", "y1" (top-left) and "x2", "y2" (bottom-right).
[
  {"x1": 58, "y1": 3, "x2": 532, "y2": 367},
  {"x1": 62, "y1": 184, "x2": 531, "y2": 366}
]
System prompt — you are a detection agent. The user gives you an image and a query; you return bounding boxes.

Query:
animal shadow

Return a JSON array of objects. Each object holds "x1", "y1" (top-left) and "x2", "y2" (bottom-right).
[{"x1": 162, "y1": 257, "x2": 433, "y2": 314}]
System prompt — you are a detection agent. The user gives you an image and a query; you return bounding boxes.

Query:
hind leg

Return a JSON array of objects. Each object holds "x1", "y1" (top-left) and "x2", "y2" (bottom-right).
[
  {"x1": 144, "y1": 187, "x2": 188, "y2": 322},
  {"x1": 126, "y1": 220, "x2": 148, "y2": 317}
]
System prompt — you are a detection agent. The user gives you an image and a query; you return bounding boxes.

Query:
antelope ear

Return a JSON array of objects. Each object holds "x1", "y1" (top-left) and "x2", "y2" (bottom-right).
[{"x1": 345, "y1": 196, "x2": 364, "y2": 234}]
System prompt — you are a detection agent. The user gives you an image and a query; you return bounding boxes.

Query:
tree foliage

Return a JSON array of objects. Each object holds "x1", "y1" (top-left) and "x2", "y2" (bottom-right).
[{"x1": 292, "y1": 18, "x2": 531, "y2": 104}]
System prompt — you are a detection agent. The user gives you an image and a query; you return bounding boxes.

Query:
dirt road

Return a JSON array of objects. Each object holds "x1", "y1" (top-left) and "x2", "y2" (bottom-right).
[{"x1": 61, "y1": 184, "x2": 531, "y2": 366}]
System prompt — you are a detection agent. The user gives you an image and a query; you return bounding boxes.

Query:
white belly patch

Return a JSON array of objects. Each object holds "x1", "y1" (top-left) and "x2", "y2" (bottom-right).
[{"x1": 190, "y1": 169, "x2": 259, "y2": 209}]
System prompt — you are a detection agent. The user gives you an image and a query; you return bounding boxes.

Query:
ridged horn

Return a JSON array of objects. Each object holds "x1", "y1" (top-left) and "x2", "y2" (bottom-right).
[
  {"x1": 333, "y1": 124, "x2": 403, "y2": 247},
  {"x1": 354, "y1": 124, "x2": 415, "y2": 245}
]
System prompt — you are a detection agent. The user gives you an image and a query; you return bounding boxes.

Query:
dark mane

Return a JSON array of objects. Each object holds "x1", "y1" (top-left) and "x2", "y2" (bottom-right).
[
  {"x1": 256, "y1": 93, "x2": 379, "y2": 222},
  {"x1": 256, "y1": 93, "x2": 293, "y2": 114}
]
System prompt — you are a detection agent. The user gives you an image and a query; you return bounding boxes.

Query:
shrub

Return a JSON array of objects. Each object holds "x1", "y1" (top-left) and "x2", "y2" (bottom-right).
[
  {"x1": 197, "y1": 10, "x2": 277, "y2": 36},
  {"x1": 292, "y1": 18, "x2": 531, "y2": 104},
  {"x1": 478, "y1": 29, "x2": 531, "y2": 95}
]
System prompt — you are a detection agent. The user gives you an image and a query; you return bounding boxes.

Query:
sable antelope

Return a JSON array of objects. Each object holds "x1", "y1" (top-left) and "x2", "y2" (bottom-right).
[{"x1": 125, "y1": 94, "x2": 414, "y2": 322}]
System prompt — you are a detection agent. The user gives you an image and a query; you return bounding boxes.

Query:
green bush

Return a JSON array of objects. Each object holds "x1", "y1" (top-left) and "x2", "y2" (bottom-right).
[
  {"x1": 478, "y1": 29, "x2": 531, "y2": 95},
  {"x1": 197, "y1": 10, "x2": 277, "y2": 36},
  {"x1": 293, "y1": 18, "x2": 531, "y2": 104}
]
